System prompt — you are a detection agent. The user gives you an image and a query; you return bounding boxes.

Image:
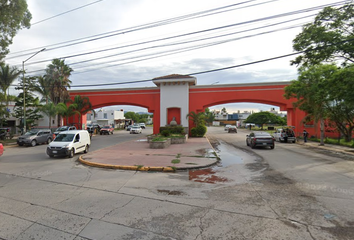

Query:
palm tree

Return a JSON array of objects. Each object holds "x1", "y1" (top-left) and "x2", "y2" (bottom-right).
[
  {"x1": 41, "y1": 102, "x2": 58, "y2": 130},
  {"x1": 33, "y1": 76, "x2": 51, "y2": 104},
  {"x1": 0, "y1": 63, "x2": 21, "y2": 106},
  {"x1": 186, "y1": 111, "x2": 205, "y2": 126},
  {"x1": 57, "y1": 102, "x2": 79, "y2": 125},
  {"x1": 45, "y1": 59, "x2": 73, "y2": 104},
  {"x1": 73, "y1": 95, "x2": 93, "y2": 129}
]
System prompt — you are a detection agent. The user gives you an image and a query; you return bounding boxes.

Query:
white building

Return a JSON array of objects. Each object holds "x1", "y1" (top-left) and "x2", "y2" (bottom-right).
[
  {"x1": 86, "y1": 109, "x2": 125, "y2": 128},
  {"x1": 212, "y1": 109, "x2": 228, "y2": 120}
]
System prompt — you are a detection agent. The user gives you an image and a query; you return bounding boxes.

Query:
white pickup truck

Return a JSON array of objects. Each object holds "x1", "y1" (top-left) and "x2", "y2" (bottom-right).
[{"x1": 273, "y1": 127, "x2": 296, "y2": 143}]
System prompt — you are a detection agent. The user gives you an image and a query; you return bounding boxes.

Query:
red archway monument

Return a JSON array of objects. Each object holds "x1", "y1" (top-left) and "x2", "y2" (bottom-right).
[{"x1": 69, "y1": 74, "x2": 305, "y2": 136}]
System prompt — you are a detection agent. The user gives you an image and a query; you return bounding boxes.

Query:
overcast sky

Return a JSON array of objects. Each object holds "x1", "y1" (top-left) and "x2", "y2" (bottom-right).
[{"x1": 4, "y1": 0, "x2": 346, "y2": 113}]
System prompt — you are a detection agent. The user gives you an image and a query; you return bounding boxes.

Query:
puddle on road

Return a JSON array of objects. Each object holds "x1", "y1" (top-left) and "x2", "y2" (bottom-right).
[{"x1": 189, "y1": 141, "x2": 244, "y2": 184}]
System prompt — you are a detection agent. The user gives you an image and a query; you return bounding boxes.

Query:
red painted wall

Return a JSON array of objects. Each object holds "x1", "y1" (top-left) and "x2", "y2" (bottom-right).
[
  {"x1": 69, "y1": 88, "x2": 160, "y2": 134},
  {"x1": 68, "y1": 82, "x2": 329, "y2": 138},
  {"x1": 167, "y1": 107, "x2": 181, "y2": 125}
]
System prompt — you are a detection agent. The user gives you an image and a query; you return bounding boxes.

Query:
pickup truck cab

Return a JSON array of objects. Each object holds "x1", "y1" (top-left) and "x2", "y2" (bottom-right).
[{"x1": 273, "y1": 127, "x2": 296, "y2": 143}]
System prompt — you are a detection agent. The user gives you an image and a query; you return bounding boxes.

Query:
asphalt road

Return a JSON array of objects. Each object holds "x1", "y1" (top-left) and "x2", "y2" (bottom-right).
[{"x1": 0, "y1": 127, "x2": 353, "y2": 240}]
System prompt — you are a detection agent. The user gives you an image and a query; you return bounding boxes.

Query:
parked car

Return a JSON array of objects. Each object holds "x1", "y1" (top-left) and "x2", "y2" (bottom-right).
[
  {"x1": 54, "y1": 126, "x2": 77, "y2": 136},
  {"x1": 0, "y1": 143, "x2": 3, "y2": 156},
  {"x1": 246, "y1": 131, "x2": 275, "y2": 149},
  {"x1": 87, "y1": 123, "x2": 101, "y2": 134},
  {"x1": 100, "y1": 125, "x2": 114, "y2": 135},
  {"x1": 139, "y1": 123, "x2": 146, "y2": 129},
  {"x1": 46, "y1": 130, "x2": 91, "y2": 158},
  {"x1": 17, "y1": 129, "x2": 53, "y2": 147},
  {"x1": 130, "y1": 126, "x2": 142, "y2": 134},
  {"x1": 224, "y1": 125, "x2": 231, "y2": 131},
  {"x1": 228, "y1": 125, "x2": 237, "y2": 133},
  {"x1": 273, "y1": 126, "x2": 296, "y2": 143}
]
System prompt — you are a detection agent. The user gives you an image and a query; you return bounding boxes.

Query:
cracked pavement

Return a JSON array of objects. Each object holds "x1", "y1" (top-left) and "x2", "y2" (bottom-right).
[{"x1": 0, "y1": 127, "x2": 353, "y2": 239}]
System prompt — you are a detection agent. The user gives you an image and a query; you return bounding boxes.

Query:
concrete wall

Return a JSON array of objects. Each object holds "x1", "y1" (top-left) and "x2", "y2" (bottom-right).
[{"x1": 160, "y1": 84, "x2": 189, "y2": 127}]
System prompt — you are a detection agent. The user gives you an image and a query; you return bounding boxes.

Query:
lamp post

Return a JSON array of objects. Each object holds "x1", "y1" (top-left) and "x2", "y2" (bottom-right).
[{"x1": 22, "y1": 48, "x2": 46, "y2": 133}]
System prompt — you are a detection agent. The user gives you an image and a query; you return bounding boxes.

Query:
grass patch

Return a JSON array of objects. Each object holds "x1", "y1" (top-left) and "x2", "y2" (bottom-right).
[
  {"x1": 171, "y1": 159, "x2": 180, "y2": 164},
  {"x1": 135, "y1": 165, "x2": 144, "y2": 169}
]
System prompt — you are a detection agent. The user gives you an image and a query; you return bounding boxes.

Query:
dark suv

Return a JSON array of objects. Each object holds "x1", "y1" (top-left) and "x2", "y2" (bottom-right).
[{"x1": 17, "y1": 129, "x2": 53, "y2": 147}]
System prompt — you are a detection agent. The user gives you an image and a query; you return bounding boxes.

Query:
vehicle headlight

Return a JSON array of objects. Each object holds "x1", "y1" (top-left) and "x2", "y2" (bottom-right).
[{"x1": 63, "y1": 145, "x2": 69, "y2": 149}]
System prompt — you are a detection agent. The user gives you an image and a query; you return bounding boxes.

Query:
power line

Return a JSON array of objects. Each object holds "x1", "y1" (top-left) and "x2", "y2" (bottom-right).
[{"x1": 31, "y1": 0, "x2": 105, "y2": 25}]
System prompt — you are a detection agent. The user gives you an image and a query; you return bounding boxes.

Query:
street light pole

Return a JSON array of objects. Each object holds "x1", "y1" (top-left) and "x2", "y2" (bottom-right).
[{"x1": 22, "y1": 48, "x2": 46, "y2": 133}]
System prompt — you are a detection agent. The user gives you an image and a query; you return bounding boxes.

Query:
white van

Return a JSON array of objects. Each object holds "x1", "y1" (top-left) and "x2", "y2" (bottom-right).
[{"x1": 46, "y1": 130, "x2": 91, "y2": 158}]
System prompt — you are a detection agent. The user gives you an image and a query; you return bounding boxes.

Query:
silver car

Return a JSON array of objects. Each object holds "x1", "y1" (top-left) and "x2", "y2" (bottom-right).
[
  {"x1": 246, "y1": 131, "x2": 275, "y2": 149},
  {"x1": 130, "y1": 126, "x2": 142, "y2": 134},
  {"x1": 17, "y1": 129, "x2": 53, "y2": 147}
]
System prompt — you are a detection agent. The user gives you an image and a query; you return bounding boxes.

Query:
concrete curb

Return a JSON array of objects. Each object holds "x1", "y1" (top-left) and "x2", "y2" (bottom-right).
[
  {"x1": 78, "y1": 155, "x2": 176, "y2": 172},
  {"x1": 78, "y1": 136, "x2": 220, "y2": 172}
]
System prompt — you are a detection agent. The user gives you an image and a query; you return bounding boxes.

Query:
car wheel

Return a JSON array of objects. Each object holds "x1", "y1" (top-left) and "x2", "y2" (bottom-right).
[
  {"x1": 84, "y1": 145, "x2": 89, "y2": 153},
  {"x1": 246, "y1": 141, "x2": 249, "y2": 146},
  {"x1": 278, "y1": 138, "x2": 282, "y2": 142},
  {"x1": 251, "y1": 142, "x2": 256, "y2": 149},
  {"x1": 47, "y1": 138, "x2": 52, "y2": 144},
  {"x1": 111, "y1": 131, "x2": 113, "y2": 134},
  {"x1": 68, "y1": 149, "x2": 74, "y2": 158},
  {"x1": 100, "y1": 132, "x2": 102, "y2": 135},
  {"x1": 31, "y1": 140, "x2": 37, "y2": 147},
  {"x1": 49, "y1": 155, "x2": 54, "y2": 158},
  {"x1": 18, "y1": 143, "x2": 23, "y2": 146},
  {"x1": 270, "y1": 145, "x2": 275, "y2": 149}
]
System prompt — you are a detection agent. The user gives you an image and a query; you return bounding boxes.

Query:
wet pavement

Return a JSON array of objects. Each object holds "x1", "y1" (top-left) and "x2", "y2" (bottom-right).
[
  {"x1": 79, "y1": 137, "x2": 219, "y2": 171},
  {"x1": 79, "y1": 135, "x2": 354, "y2": 172}
]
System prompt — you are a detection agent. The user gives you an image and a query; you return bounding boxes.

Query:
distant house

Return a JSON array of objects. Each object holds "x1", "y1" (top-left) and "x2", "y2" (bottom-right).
[{"x1": 87, "y1": 109, "x2": 125, "y2": 128}]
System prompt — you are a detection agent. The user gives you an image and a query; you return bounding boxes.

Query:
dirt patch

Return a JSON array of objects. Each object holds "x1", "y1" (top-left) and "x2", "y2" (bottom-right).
[{"x1": 157, "y1": 189, "x2": 186, "y2": 196}]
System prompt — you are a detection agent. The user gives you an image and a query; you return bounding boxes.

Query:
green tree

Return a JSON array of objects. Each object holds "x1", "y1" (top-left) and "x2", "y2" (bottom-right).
[
  {"x1": 33, "y1": 76, "x2": 51, "y2": 104},
  {"x1": 292, "y1": 2, "x2": 354, "y2": 67},
  {"x1": 57, "y1": 102, "x2": 79, "y2": 126},
  {"x1": 72, "y1": 95, "x2": 93, "y2": 129},
  {"x1": 245, "y1": 112, "x2": 281, "y2": 130},
  {"x1": 124, "y1": 112, "x2": 140, "y2": 123},
  {"x1": 45, "y1": 59, "x2": 73, "y2": 104},
  {"x1": 204, "y1": 108, "x2": 215, "y2": 126},
  {"x1": 0, "y1": 0, "x2": 32, "y2": 61},
  {"x1": 13, "y1": 75, "x2": 42, "y2": 131},
  {"x1": 0, "y1": 63, "x2": 21, "y2": 106},
  {"x1": 186, "y1": 111, "x2": 205, "y2": 126},
  {"x1": 325, "y1": 65, "x2": 354, "y2": 141},
  {"x1": 284, "y1": 64, "x2": 338, "y2": 145}
]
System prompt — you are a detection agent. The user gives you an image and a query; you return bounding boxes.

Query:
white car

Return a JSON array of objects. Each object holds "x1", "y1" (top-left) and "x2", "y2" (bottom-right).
[
  {"x1": 224, "y1": 125, "x2": 231, "y2": 131},
  {"x1": 130, "y1": 126, "x2": 142, "y2": 134},
  {"x1": 139, "y1": 123, "x2": 146, "y2": 129}
]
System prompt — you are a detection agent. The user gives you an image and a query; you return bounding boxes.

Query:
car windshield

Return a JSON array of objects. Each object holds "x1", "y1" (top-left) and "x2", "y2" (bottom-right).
[
  {"x1": 132, "y1": 126, "x2": 140, "y2": 129},
  {"x1": 255, "y1": 132, "x2": 271, "y2": 136},
  {"x1": 24, "y1": 130, "x2": 39, "y2": 136},
  {"x1": 56, "y1": 126, "x2": 68, "y2": 131},
  {"x1": 102, "y1": 126, "x2": 110, "y2": 129},
  {"x1": 54, "y1": 134, "x2": 75, "y2": 142}
]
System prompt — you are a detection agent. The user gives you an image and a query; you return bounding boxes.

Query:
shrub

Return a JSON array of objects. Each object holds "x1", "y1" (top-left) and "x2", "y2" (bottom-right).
[
  {"x1": 161, "y1": 130, "x2": 171, "y2": 137},
  {"x1": 160, "y1": 126, "x2": 185, "y2": 134},
  {"x1": 191, "y1": 125, "x2": 207, "y2": 137}
]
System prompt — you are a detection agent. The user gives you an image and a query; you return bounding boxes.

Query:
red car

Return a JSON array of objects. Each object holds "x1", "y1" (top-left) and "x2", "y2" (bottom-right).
[
  {"x1": 100, "y1": 125, "x2": 114, "y2": 135},
  {"x1": 0, "y1": 143, "x2": 3, "y2": 156}
]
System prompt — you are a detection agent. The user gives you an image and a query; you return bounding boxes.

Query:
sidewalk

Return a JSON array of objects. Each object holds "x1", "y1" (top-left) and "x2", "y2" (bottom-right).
[
  {"x1": 79, "y1": 137, "x2": 219, "y2": 172},
  {"x1": 297, "y1": 139, "x2": 354, "y2": 156}
]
